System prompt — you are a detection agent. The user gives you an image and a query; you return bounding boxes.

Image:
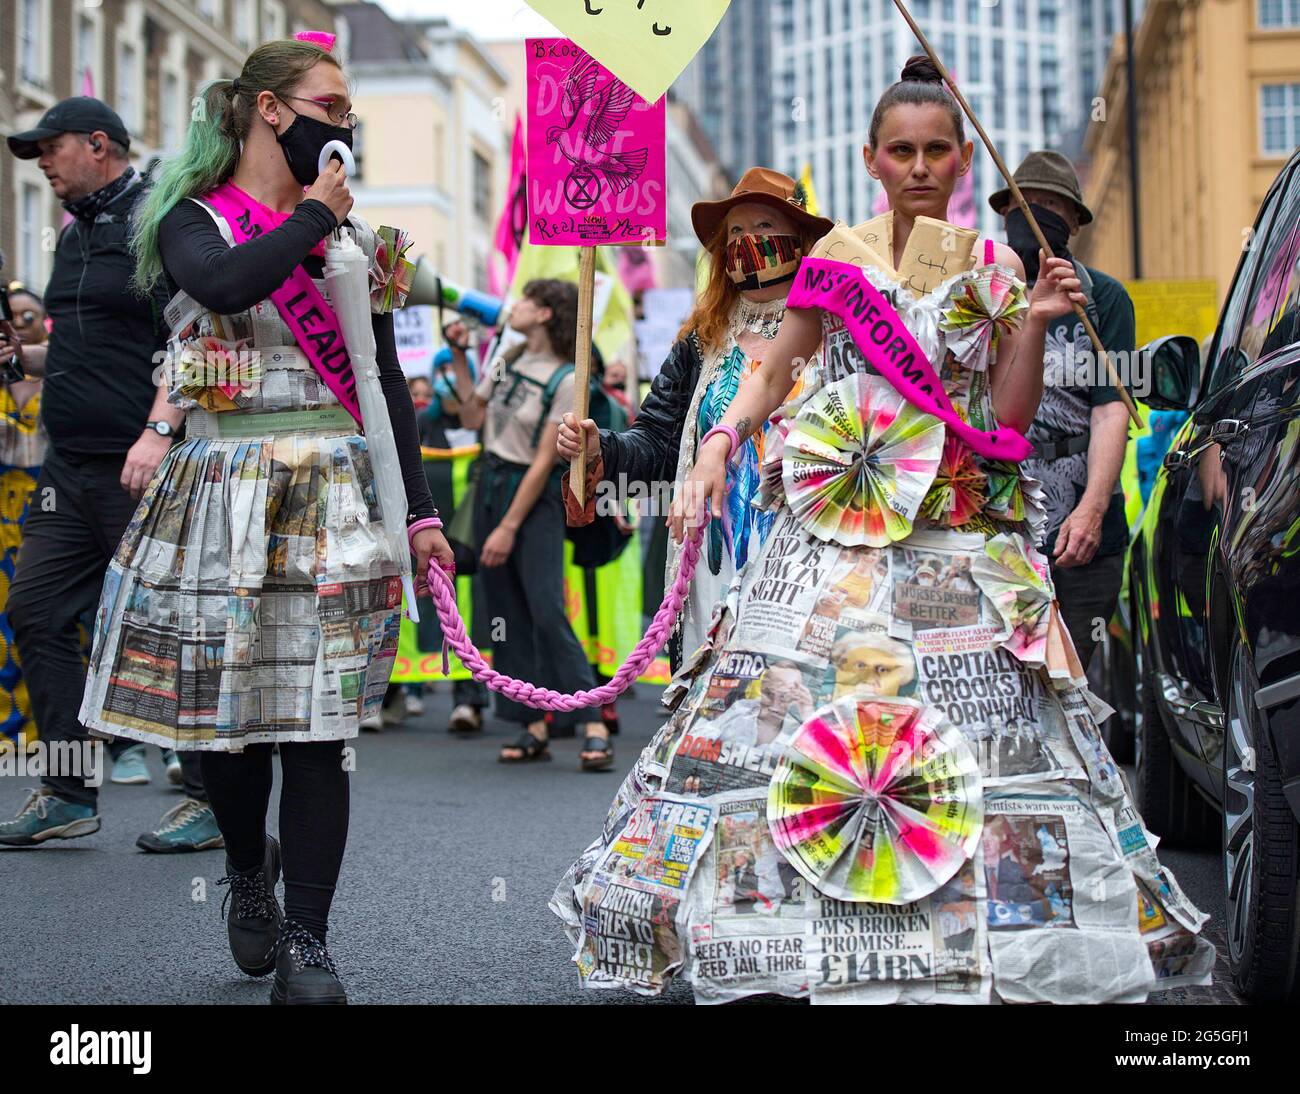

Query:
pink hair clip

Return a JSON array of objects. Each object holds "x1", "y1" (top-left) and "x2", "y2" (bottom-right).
[{"x1": 294, "y1": 30, "x2": 336, "y2": 52}]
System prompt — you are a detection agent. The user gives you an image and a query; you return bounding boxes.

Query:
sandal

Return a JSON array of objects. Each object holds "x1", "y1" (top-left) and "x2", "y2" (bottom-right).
[
  {"x1": 580, "y1": 734, "x2": 615, "y2": 772},
  {"x1": 499, "y1": 730, "x2": 551, "y2": 764}
]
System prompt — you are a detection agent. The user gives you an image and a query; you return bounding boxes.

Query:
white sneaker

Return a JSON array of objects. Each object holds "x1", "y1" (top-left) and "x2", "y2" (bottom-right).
[
  {"x1": 448, "y1": 704, "x2": 482, "y2": 734},
  {"x1": 360, "y1": 712, "x2": 384, "y2": 732},
  {"x1": 403, "y1": 691, "x2": 425, "y2": 717}
]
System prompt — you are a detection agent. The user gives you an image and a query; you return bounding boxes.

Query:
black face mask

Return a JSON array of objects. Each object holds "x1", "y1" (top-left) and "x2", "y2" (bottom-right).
[
  {"x1": 1005, "y1": 203, "x2": 1073, "y2": 284},
  {"x1": 276, "y1": 107, "x2": 353, "y2": 187}
]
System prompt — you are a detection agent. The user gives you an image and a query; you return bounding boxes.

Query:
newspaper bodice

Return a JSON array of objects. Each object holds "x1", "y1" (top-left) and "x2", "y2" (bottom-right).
[
  {"x1": 770, "y1": 261, "x2": 1045, "y2": 545},
  {"x1": 162, "y1": 201, "x2": 379, "y2": 415}
]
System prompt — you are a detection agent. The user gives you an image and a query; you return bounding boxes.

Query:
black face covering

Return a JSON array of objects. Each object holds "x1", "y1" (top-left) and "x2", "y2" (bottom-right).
[
  {"x1": 1005, "y1": 203, "x2": 1073, "y2": 284},
  {"x1": 276, "y1": 107, "x2": 353, "y2": 187}
]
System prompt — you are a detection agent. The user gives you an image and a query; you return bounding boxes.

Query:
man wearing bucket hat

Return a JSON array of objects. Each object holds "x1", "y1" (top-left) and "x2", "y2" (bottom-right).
[
  {"x1": 558, "y1": 167, "x2": 833, "y2": 666},
  {"x1": 990, "y1": 150, "x2": 1135, "y2": 668},
  {"x1": 0, "y1": 98, "x2": 218, "y2": 852}
]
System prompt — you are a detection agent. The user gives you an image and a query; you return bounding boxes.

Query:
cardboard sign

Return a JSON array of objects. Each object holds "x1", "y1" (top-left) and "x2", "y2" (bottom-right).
[
  {"x1": 526, "y1": 39, "x2": 666, "y2": 247},
  {"x1": 524, "y1": 0, "x2": 730, "y2": 104}
]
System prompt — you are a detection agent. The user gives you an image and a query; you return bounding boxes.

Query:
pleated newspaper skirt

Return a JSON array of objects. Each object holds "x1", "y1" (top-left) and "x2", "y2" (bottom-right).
[{"x1": 80, "y1": 423, "x2": 403, "y2": 751}]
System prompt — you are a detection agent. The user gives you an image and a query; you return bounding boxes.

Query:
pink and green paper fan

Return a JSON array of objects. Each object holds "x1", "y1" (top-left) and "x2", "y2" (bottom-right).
[
  {"x1": 940, "y1": 268, "x2": 1028, "y2": 369},
  {"x1": 920, "y1": 436, "x2": 987, "y2": 527},
  {"x1": 971, "y1": 532, "x2": 1054, "y2": 663},
  {"x1": 782, "y1": 374, "x2": 945, "y2": 547},
  {"x1": 767, "y1": 696, "x2": 983, "y2": 904}
]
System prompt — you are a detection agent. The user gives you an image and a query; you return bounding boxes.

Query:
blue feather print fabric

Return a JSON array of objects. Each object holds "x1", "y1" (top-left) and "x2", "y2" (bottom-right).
[{"x1": 698, "y1": 345, "x2": 774, "y2": 575}]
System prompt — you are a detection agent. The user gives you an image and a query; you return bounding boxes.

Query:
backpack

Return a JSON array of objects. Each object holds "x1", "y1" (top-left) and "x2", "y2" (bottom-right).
[{"x1": 536, "y1": 364, "x2": 632, "y2": 569}]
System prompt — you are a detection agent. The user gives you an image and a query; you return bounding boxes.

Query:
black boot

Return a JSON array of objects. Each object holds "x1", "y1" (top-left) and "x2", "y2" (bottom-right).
[
  {"x1": 216, "y1": 836, "x2": 282, "y2": 977},
  {"x1": 270, "y1": 920, "x2": 347, "y2": 1005}
]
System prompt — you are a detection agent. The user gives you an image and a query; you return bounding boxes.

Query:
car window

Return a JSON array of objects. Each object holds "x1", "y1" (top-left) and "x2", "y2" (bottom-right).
[
  {"x1": 1252, "y1": 211, "x2": 1300, "y2": 363},
  {"x1": 1204, "y1": 161, "x2": 1298, "y2": 395}
]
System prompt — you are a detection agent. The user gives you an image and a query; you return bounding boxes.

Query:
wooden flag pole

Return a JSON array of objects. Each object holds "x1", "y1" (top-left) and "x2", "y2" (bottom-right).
[
  {"x1": 570, "y1": 245, "x2": 597, "y2": 507},
  {"x1": 890, "y1": 0, "x2": 1143, "y2": 428}
]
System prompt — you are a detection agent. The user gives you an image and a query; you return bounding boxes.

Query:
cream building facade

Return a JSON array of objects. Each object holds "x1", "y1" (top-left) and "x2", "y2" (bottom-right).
[
  {"x1": 2, "y1": 0, "x2": 336, "y2": 291},
  {"x1": 339, "y1": 3, "x2": 506, "y2": 291},
  {"x1": 1076, "y1": 0, "x2": 1300, "y2": 299}
]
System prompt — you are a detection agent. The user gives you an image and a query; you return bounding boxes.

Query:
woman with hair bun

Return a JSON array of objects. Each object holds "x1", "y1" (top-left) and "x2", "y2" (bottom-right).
[
  {"x1": 80, "y1": 36, "x2": 455, "y2": 1004},
  {"x1": 553, "y1": 58, "x2": 1208, "y2": 1004}
]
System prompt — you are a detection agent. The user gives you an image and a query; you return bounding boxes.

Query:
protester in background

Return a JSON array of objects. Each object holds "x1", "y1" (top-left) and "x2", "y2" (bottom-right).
[
  {"x1": 448, "y1": 279, "x2": 614, "y2": 770},
  {"x1": 363, "y1": 371, "x2": 489, "y2": 731},
  {"x1": 559, "y1": 167, "x2": 832, "y2": 667},
  {"x1": 80, "y1": 38, "x2": 453, "y2": 1003},
  {"x1": 430, "y1": 328, "x2": 497, "y2": 737},
  {"x1": 0, "y1": 98, "x2": 219, "y2": 852},
  {"x1": 0, "y1": 282, "x2": 47, "y2": 752},
  {"x1": 990, "y1": 151, "x2": 1135, "y2": 667},
  {"x1": 601, "y1": 357, "x2": 636, "y2": 424}
]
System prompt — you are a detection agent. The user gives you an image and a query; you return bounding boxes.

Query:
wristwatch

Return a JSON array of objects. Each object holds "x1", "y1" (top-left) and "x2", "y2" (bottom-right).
[{"x1": 144, "y1": 420, "x2": 175, "y2": 437}]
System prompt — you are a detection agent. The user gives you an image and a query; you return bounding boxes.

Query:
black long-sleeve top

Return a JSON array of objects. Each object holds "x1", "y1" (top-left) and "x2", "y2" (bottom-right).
[
  {"x1": 158, "y1": 197, "x2": 436, "y2": 523},
  {"x1": 597, "y1": 334, "x2": 702, "y2": 485}
]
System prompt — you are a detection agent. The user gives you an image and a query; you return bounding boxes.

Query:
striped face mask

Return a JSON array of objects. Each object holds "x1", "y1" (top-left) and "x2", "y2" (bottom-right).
[{"x1": 724, "y1": 233, "x2": 803, "y2": 289}]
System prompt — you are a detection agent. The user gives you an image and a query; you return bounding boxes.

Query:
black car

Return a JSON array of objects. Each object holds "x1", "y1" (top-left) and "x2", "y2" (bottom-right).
[{"x1": 1121, "y1": 147, "x2": 1300, "y2": 1002}]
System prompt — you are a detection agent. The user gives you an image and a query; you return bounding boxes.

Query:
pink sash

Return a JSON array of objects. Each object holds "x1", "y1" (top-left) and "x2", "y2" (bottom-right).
[
  {"x1": 788, "y1": 256, "x2": 1031, "y2": 462},
  {"x1": 204, "y1": 182, "x2": 361, "y2": 423}
]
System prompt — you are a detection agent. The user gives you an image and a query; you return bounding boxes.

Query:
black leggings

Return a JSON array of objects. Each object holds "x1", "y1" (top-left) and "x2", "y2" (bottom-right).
[{"x1": 199, "y1": 741, "x2": 349, "y2": 940}]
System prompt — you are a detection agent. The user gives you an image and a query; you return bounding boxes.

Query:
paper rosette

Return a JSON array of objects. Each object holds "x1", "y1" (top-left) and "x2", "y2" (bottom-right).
[
  {"x1": 939, "y1": 268, "x2": 1028, "y2": 369},
  {"x1": 971, "y1": 532, "x2": 1054, "y2": 663},
  {"x1": 767, "y1": 696, "x2": 983, "y2": 904},
  {"x1": 920, "y1": 436, "x2": 986, "y2": 527},
  {"x1": 781, "y1": 374, "x2": 945, "y2": 547},
  {"x1": 370, "y1": 226, "x2": 416, "y2": 313}
]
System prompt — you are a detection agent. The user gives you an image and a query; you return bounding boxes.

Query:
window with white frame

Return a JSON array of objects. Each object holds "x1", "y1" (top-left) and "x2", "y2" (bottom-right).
[
  {"x1": 117, "y1": 41, "x2": 140, "y2": 132},
  {"x1": 18, "y1": 183, "x2": 44, "y2": 288},
  {"x1": 76, "y1": 14, "x2": 100, "y2": 93},
  {"x1": 1261, "y1": 83, "x2": 1300, "y2": 156},
  {"x1": 1259, "y1": 0, "x2": 1300, "y2": 28},
  {"x1": 234, "y1": 0, "x2": 254, "y2": 49},
  {"x1": 18, "y1": 0, "x2": 50, "y2": 91},
  {"x1": 197, "y1": 0, "x2": 222, "y2": 25},
  {"x1": 161, "y1": 72, "x2": 181, "y2": 151},
  {"x1": 264, "y1": 1, "x2": 286, "y2": 42}
]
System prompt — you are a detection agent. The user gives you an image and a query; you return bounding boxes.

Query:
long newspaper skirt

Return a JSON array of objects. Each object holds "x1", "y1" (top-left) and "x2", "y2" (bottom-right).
[
  {"x1": 551, "y1": 515, "x2": 1213, "y2": 1004},
  {"x1": 79, "y1": 427, "x2": 403, "y2": 751}
]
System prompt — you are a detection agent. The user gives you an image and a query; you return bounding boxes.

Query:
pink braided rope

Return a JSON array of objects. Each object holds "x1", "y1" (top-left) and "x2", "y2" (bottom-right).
[{"x1": 424, "y1": 519, "x2": 707, "y2": 711}]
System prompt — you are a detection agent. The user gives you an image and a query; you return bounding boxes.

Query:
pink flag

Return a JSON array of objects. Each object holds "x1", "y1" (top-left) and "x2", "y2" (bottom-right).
[
  {"x1": 525, "y1": 39, "x2": 666, "y2": 247},
  {"x1": 490, "y1": 113, "x2": 527, "y2": 296},
  {"x1": 616, "y1": 245, "x2": 657, "y2": 294}
]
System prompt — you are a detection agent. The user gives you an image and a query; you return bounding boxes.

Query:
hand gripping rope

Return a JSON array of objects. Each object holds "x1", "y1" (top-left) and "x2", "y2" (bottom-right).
[{"x1": 422, "y1": 518, "x2": 708, "y2": 711}]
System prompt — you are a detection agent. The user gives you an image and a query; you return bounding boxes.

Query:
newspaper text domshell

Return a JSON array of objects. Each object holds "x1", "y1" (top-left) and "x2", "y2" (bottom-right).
[
  {"x1": 767, "y1": 695, "x2": 983, "y2": 904},
  {"x1": 782, "y1": 374, "x2": 945, "y2": 548}
]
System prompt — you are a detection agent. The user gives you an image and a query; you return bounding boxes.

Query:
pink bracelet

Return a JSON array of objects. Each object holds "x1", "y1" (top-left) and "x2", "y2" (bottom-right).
[
  {"x1": 701, "y1": 425, "x2": 740, "y2": 461},
  {"x1": 406, "y1": 516, "x2": 443, "y2": 548}
]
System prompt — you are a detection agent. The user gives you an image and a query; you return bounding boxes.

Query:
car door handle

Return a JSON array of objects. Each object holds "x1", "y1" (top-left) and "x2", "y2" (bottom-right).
[{"x1": 1210, "y1": 419, "x2": 1249, "y2": 443}]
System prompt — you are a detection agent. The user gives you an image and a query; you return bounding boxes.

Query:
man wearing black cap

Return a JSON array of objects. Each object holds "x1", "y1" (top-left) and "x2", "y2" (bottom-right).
[
  {"x1": 989, "y1": 151, "x2": 1135, "y2": 669},
  {"x1": 0, "y1": 98, "x2": 218, "y2": 852}
]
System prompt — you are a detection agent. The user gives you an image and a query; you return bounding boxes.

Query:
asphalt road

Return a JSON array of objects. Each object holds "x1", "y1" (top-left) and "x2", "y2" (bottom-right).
[{"x1": 0, "y1": 685, "x2": 1239, "y2": 1005}]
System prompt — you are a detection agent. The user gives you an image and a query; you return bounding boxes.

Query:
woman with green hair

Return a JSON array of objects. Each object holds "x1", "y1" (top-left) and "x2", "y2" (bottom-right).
[{"x1": 80, "y1": 35, "x2": 454, "y2": 1004}]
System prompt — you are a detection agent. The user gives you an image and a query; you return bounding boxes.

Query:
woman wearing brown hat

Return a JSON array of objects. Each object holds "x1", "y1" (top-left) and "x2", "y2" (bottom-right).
[{"x1": 558, "y1": 167, "x2": 832, "y2": 663}]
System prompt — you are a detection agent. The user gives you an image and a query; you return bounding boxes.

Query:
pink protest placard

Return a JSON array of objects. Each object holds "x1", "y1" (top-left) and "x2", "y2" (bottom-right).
[{"x1": 525, "y1": 38, "x2": 666, "y2": 247}]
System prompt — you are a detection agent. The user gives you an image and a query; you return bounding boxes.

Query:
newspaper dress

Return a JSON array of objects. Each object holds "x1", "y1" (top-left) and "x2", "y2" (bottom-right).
[
  {"x1": 79, "y1": 207, "x2": 403, "y2": 751},
  {"x1": 552, "y1": 248, "x2": 1212, "y2": 1004}
]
